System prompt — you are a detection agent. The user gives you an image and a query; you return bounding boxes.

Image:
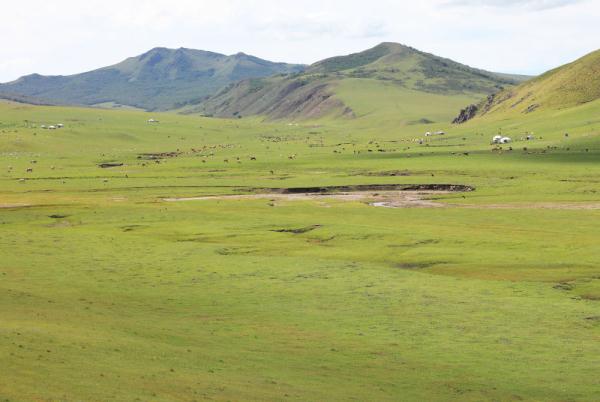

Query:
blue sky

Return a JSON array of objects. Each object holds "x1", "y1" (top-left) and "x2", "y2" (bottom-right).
[{"x1": 0, "y1": 0, "x2": 597, "y2": 82}]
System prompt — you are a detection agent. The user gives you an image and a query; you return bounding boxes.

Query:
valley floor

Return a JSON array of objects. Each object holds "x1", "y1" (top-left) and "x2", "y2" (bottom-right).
[{"x1": 1, "y1": 101, "x2": 599, "y2": 401}]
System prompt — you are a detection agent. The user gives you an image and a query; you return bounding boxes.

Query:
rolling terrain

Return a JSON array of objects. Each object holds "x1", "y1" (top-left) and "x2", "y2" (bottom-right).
[
  {"x1": 0, "y1": 48, "x2": 305, "y2": 111},
  {"x1": 193, "y1": 42, "x2": 529, "y2": 123},
  {"x1": 1, "y1": 44, "x2": 600, "y2": 402},
  {"x1": 1, "y1": 78, "x2": 600, "y2": 400}
]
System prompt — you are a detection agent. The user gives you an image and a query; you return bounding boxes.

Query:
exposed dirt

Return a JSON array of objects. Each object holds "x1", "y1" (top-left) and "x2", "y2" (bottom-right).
[
  {"x1": 272, "y1": 225, "x2": 322, "y2": 234},
  {"x1": 252, "y1": 184, "x2": 474, "y2": 194},
  {"x1": 164, "y1": 190, "x2": 452, "y2": 208},
  {"x1": 358, "y1": 170, "x2": 412, "y2": 177},
  {"x1": 98, "y1": 162, "x2": 124, "y2": 168},
  {"x1": 163, "y1": 184, "x2": 472, "y2": 208},
  {"x1": 137, "y1": 151, "x2": 181, "y2": 160},
  {"x1": 163, "y1": 184, "x2": 600, "y2": 211}
]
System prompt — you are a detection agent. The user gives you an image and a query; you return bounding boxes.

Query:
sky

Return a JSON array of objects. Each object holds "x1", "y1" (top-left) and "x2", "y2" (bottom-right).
[{"x1": 1, "y1": 0, "x2": 598, "y2": 82}]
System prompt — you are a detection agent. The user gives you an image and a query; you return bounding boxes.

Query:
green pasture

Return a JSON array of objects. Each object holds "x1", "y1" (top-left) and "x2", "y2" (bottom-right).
[{"x1": 1, "y1": 100, "x2": 599, "y2": 401}]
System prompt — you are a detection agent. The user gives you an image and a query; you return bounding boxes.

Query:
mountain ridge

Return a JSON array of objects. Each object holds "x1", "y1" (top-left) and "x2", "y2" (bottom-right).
[
  {"x1": 191, "y1": 42, "x2": 530, "y2": 122},
  {"x1": 0, "y1": 47, "x2": 306, "y2": 111}
]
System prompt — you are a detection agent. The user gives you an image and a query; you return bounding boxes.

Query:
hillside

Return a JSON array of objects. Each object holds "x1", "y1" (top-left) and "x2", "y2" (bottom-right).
[
  {"x1": 0, "y1": 48, "x2": 305, "y2": 111},
  {"x1": 454, "y1": 49, "x2": 600, "y2": 123},
  {"x1": 192, "y1": 42, "x2": 526, "y2": 123}
]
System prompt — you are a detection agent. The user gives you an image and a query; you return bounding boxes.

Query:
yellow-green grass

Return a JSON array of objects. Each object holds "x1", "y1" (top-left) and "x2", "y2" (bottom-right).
[
  {"x1": 333, "y1": 78, "x2": 482, "y2": 126},
  {"x1": 1, "y1": 100, "x2": 600, "y2": 401},
  {"x1": 476, "y1": 49, "x2": 600, "y2": 116}
]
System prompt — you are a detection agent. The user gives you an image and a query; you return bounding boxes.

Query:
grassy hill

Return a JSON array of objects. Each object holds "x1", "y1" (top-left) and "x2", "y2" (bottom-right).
[
  {"x1": 192, "y1": 42, "x2": 528, "y2": 123},
  {"x1": 0, "y1": 48, "x2": 305, "y2": 111},
  {"x1": 455, "y1": 49, "x2": 600, "y2": 122}
]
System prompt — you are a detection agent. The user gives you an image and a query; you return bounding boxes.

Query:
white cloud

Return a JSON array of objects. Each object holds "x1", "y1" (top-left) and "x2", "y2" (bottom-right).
[
  {"x1": 0, "y1": 0, "x2": 599, "y2": 82},
  {"x1": 444, "y1": 0, "x2": 585, "y2": 10}
]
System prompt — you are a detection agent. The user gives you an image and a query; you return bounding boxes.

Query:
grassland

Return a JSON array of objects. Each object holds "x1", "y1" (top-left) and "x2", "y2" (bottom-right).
[{"x1": 1, "y1": 99, "x2": 600, "y2": 401}]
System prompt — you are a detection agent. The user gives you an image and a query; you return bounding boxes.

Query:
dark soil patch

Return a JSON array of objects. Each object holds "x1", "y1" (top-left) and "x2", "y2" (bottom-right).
[
  {"x1": 254, "y1": 184, "x2": 474, "y2": 194},
  {"x1": 272, "y1": 225, "x2": 322, "y2": 234},
  {"x1": 137, "y1": 151, "x2": 181, "y2": 160},
  {"x1": 48, "y1": 214, "x2": 68, "y2": 219},
  {"x1": 396, "y1": 261, "x2": 447, "y2": 270},
  {"x1": 215, "y1": 247, "x2": 257, "y2": 255},
  {"x1": 553, "y1": 282, "x2": 574, "y2": 291},
  {"x1": 121, "y1": 225, "x2": 147, "y2": 232},
  {"x1": 360, "y1": 170, "x2": 412, "y2": 177},
  {"x1": 98, "y1": 162, "x2": 124, "y2": 168}
]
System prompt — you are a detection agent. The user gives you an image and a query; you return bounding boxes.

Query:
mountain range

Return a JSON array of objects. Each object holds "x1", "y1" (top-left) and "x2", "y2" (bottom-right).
[
  {"x1": 191, "y1": 42, "x2": 529, "y2": 122},
  {"x1": 0, "y1": 48, "x2": 305, "y2": 111},
  {"x1": 15, "y1": 42, "x2": 600, "y2": 126}
]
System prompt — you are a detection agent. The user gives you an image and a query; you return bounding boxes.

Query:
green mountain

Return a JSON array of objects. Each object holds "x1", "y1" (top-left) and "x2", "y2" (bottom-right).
[
  {"x1": 191, "y1": 42, "x2": 529, "y2": 123},
  {"x1": 454, "y1": 49, "x2": 600, "y2": 123},
  {"x1": 0, "y1": 48, "x2": 305, "y2": 111}
]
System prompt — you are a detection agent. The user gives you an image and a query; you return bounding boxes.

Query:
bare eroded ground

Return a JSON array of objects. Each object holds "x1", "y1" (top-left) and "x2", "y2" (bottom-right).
[
  {"x1": 164, "y1": 191, "x2": 600, "y2": 210},
  {"x1": 164, "y1": 190, "x2": 448, "y2": 208}
]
